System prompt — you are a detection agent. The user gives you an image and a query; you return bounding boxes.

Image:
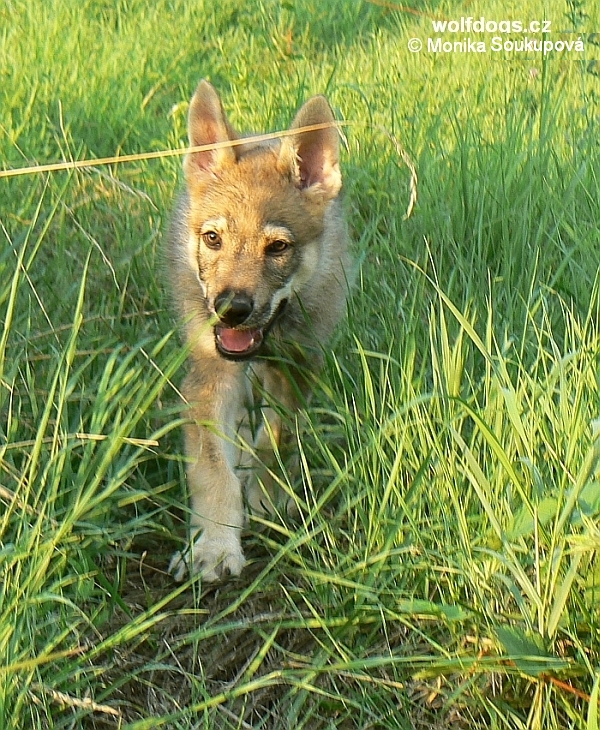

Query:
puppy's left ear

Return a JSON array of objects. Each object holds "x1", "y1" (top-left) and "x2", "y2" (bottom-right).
[{"x1": 279, "y1": 96, "x2": 342, "y2": 200}]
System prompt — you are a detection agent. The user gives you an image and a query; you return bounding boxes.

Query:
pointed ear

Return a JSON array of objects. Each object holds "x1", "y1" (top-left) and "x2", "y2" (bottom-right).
[
  {"x1": 184, "y1": 80, "x2": 238, "y2": 178},
  {"x1": 279, "y1": 95, "x2": 342, "y2": 199}
]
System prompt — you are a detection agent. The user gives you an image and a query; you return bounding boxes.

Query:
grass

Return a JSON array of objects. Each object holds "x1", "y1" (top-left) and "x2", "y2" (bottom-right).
[{"x1": 1, "y1": 0, "x2": 600, "y2": 727}]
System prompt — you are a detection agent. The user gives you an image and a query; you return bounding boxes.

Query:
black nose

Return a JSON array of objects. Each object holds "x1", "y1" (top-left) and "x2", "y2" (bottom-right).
[{"x1": 214, "y1": 290, "x2": 254, "y2": 327}]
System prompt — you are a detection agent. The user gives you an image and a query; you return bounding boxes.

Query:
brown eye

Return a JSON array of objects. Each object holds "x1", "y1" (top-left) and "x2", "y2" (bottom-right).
[
  {"x1": 202, "y1": 231, "x2": 222, "y2": 250},
  {"x1": 266, "y1": 239, "x2": 290, "y2": 256}
]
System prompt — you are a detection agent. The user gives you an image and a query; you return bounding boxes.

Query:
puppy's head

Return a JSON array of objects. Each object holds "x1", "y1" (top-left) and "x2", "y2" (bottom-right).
[{"x1": 181, "y1": 80, "x2": 342, "y2": 360}]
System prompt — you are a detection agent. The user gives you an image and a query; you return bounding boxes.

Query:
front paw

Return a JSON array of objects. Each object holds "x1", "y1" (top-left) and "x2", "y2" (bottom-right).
[{"x1": 168, "y1": 530, "x2": 246, "y2": 582}]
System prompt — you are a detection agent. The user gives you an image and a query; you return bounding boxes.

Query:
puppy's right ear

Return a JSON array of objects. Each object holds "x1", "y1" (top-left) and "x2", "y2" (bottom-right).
[{"x1": 184, "y1": 80, "x2": 238, "y2": 179}]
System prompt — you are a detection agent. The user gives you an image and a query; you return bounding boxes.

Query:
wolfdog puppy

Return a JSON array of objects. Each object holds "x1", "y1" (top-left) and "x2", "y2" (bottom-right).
[{"x1": 166, "y1": 80, "x2": 350, "y2": 581}]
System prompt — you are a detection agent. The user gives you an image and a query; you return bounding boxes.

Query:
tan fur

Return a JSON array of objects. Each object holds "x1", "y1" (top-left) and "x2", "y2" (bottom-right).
[{"x1": 166, "y1": 80, "x2": 351, "y2": 582}]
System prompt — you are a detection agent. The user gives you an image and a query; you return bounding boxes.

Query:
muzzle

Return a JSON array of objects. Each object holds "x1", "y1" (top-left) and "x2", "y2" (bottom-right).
[{"x1": 212, "y1": 291, "x2": 289, "y2": 360}]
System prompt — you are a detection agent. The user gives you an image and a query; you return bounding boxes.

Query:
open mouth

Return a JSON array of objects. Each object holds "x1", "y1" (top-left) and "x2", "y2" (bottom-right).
[
  {"x1": 215, "y1": 325, "x2": 264, "y2": 358},
  {"x1": 213, "y1": 298, "x2": 288, "y2": 360}
]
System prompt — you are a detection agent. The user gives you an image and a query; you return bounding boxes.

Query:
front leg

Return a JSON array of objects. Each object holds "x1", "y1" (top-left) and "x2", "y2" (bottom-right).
[
  {"x1": 169, "y1": 365, "x2": 247, "y2": 582},
  {"x1": 245, "y1": 361, "x2": 312, "y2": 518}
]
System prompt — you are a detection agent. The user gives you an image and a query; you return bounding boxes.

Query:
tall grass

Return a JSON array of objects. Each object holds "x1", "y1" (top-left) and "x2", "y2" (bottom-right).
[{"x1": 1, "y1": 0, "x2": 600, "y2": 727}]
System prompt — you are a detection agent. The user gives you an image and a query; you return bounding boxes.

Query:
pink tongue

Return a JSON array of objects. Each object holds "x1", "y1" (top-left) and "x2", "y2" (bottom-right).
[{"x1": 218, "y1": 327, "x2": 259, "y2": 353}]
